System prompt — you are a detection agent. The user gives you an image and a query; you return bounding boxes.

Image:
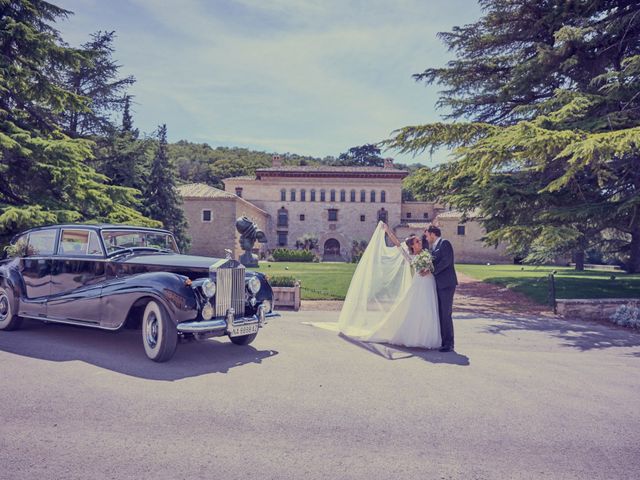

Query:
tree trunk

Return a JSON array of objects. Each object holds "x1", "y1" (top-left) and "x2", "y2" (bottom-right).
[
  {"x1": 574, "y1": 250, "x2": 585, "y2": 271},
  {"x1": 628, "y1": 226, "x2": 640, "y2": 273}
]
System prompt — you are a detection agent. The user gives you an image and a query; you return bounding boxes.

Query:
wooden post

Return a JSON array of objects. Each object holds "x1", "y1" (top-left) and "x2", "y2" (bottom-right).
[{"x1": 548, "y1": 273, "x2": 557, "y2": 314}]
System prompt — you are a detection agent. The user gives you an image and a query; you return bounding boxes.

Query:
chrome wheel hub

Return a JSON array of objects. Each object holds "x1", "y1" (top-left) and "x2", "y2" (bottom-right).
[
  {"x1": 0, "y1": 294, "x2": 9, "y2": 321},
  {"x1": 145, "y1": 312, "x2": 158, "y2": 348}
]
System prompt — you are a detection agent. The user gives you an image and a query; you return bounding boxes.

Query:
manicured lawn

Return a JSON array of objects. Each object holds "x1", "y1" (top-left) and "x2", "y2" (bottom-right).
[
  {"x1": 456, "y1": 264, "x2": 640, "y2": 304},
  {"x1": 253, "y1": 261, "x2": 640, "y2": 303},
  {"x1": 253, "y1": 261, "x2": 357, "y2": 300}
]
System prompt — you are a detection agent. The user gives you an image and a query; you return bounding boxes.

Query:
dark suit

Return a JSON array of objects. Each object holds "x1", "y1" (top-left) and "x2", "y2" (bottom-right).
[{"x1": 429, "y1": 237, "x2": 458, "y2": 349}]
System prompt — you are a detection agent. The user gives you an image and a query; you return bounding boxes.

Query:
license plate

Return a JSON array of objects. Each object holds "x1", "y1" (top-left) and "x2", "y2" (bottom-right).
[{"x1": 229, "y1": 323, "x2": 259, "y2": 337}]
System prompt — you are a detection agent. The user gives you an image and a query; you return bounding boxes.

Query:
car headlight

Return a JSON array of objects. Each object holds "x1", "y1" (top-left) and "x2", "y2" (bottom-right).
[
  {"x1": 202, "y1": 279, "x2": 216, "y2": 298},
  {"x1": 201, "y1": 303, "x2": 214, "y2": 320},
  {"x1": 248, "y1": 276, "x2": 261, "y2": 294},
  {"x1": 261, "y1": 299, "x2": 272, "y2": 313}
]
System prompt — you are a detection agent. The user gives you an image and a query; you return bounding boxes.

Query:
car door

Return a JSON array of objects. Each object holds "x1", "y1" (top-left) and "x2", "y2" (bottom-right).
[
  {"x1": 47, "y1": 228, "x2": 106, "y2": 325},
  {"x1": 18, "y1": 229, "x2": 57, "y2": 318}
]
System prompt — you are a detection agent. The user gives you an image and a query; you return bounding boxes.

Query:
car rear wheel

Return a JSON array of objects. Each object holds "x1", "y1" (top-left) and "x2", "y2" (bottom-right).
[
  {"x1": 142, "y1": 300, "x2": 177, "y2": 362},
  {"x1": 229, "y1": 332, "x2": 258, "y2": 346},
  {"x1": 0, "y1": 287, "x2": 22, "y2": 331}
]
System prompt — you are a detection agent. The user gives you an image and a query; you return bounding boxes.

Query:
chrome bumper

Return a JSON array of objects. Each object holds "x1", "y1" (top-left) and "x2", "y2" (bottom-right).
[{"x1": 176, "y1": 307, "x2": 280, "y2": 334}]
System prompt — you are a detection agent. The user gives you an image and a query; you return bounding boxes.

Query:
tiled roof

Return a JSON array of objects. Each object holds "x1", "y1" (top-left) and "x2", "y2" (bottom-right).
[
  {"x1": 255, "y1": 165, "x2": 408, "y2": 178},
  {"x1": 399, "y1": 222, "x2": 430, "y2": 228},
  {"x1": 224, "y1": 175, "x2": 256, "y2": 181},
  {"x1": 436, "y1": 209, "x2": 480, "y2": 220},
  {"x1": 177, "y1": 183, "x2": 236, "y2": 199}
]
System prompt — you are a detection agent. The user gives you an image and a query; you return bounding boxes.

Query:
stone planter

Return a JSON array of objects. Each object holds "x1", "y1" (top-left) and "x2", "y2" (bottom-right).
[
  {"x1": 272, "y1": 283, "x2": 301, "y2": 311},
  {"x1": 556, "y1": 298, "x2": 640, "y2": 321}
]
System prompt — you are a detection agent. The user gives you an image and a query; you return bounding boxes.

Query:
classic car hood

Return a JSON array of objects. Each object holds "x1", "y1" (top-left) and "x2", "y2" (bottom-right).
[{"x1": 118, "y1": 253, "x2": 230, "y2": 271}]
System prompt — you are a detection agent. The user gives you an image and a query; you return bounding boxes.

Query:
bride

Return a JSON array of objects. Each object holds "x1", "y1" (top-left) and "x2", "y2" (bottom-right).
[{"x1": 338, "y1": 221, "x2": 441, "y2": 348}]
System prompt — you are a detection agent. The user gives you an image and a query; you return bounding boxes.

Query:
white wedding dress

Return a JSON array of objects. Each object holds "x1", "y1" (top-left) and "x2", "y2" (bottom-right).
[{"x1": 338, "y1": 223, "x2": 441, "y2": 348}]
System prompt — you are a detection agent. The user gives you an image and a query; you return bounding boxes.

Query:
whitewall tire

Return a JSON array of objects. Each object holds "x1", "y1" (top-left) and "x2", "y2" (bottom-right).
[
  {"x1": 142, "y1": 300, "x2": 177, "y2": 362},
  {"x1": 0, "y1": 287, "x2": 22, "y2": 331}
]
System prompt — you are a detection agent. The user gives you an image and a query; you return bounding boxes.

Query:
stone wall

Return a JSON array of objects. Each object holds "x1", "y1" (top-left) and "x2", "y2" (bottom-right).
[
  {"x1": 437, "y1": 217, "x2": 512, "y2": 264},
  {"x1": 396, "y1": 218, "x2": 512, "y2": 264},
  {"x1": 225, "y1": 176, "x2": 403, "y2": 260},
  {"x1": 400, "y1": 201, "x2": 445, "y2": 223},
  {"x1": 181, "y1": 199, "x2": 237, "y2": 258},
  {"x1": 556, "y1": 298, "x2": 640, "y2": 321}
]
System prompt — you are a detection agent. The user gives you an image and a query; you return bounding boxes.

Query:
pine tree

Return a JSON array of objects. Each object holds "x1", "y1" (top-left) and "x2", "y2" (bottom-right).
[
  {"x1": 59, "y1": 30, "x2": 135, "y2": 137},
  {"x1": 143, "y1": 125, "x2": 190, "y2": 251},
  {"x1": 0, "y1": 0, "x2": 157, "y2": 246},
  {"x1": 389, "y1": 1, "x2": 640, "y2": 271},
  {"x1": 95, "y1": 95, "x2": 149, "y2": 191}
]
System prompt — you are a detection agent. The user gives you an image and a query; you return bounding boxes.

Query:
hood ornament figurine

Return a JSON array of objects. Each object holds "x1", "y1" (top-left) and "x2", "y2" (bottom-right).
[{"x1": 235, "y1": 216, "x2": 267, "y2": 267}]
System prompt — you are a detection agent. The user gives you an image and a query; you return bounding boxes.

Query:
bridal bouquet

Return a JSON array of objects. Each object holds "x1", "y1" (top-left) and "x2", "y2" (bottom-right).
[{"x1": 412, "y1": 250, "x2": 434, "y2": 273}]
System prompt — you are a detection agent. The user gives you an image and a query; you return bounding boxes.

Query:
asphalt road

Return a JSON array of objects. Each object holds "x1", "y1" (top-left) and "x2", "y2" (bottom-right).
[{"x1": 1, "y1": 310, "x2": 639, "y2": 480}]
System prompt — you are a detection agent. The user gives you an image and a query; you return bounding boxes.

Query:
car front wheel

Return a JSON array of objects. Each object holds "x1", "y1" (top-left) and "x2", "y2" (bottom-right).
[
  {"x1": 0, "y1": 287, "x2": 22, "y2": 331},
  {"x1": 142, "y1": 300, "x2": 177, "y2": 362}
]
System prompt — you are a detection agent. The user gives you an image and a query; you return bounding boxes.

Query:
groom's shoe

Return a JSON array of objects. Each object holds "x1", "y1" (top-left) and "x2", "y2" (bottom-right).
[{"x1": 439, "y1": 346, "x2": 454, "y2": 352}]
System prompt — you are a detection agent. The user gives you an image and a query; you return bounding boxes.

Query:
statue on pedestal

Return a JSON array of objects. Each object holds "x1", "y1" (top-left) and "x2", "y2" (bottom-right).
[{"x1": 235, "y1": 216, "x2": 267, "y2": 267}]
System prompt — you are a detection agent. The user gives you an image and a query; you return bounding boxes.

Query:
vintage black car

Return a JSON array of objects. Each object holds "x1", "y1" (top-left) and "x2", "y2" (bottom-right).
[{"x1": 0, "y1": 224, "x2": 279, "y2": 361}]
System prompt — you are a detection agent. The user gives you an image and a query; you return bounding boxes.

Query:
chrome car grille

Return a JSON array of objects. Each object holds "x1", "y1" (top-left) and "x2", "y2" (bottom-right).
[{"x1": 214, "y1": 266, "x2": 246, "y2": 318}]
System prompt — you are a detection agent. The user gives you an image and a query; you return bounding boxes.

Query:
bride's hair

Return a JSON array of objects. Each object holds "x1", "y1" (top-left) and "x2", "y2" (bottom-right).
[{"x1": 404, "y1": 234, "x2": 419, "y2": 254}]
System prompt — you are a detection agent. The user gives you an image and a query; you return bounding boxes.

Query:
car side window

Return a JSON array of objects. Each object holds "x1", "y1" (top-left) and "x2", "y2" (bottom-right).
[
  {"x1": 58, "y1": 229, "x2": 103, "y2": 256},
  {"x1": 27, "y1": 230, "x2": 57, "y2": 256},
  {"x1": 4, "y1": 234, "x2": 30, "y2": 257}
]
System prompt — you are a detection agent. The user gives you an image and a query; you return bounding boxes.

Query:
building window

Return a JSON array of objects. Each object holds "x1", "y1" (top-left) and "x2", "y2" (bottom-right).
[
  {"x1": 278, "y1": 208, "x2": 288, "y2": 227},
  {"x1": 340, "y1": 190, "x2": 346, "y2": 202},
  {"x1": 202, "y1": 210, "x2": 212, "y2": 222},
  {"x1": 300, "y1": 214, "x2": 305, "y2": 221},
  {"x1": 377, "y1": 208, "x2": 388, "y2": 223},
  {"x1": 290, "y1": 189, "x2": 296, "y2": 201},
  {"x1": 330, "y1": 189, "x2": 336, "y2": 202},
  {"x1": 381, "y1": 191, "x2": 386, "y2": 203},
  {"x1": 423, "y1": 212, "x2": 429, "y2": 219},
  {"x1": 360, "y1": 190, "x2": 366, "y2": 202},
  {"x1": 320, "y1": 189, "x2": 326, "y2": 202},
  {"x1": 328, "y1": 209, "x2": 338, "y2": 221},
  {"x1": 311, "y1": 189, "x2": 316, "y2": 202},
  {"x1": 278, "y1": 232, "x2": 288, "y2": 246},
  {"x1": 350, "y1": 190, "x2": 356, "y2": 202},
  {"x1": 370, "y1": 190, "x2": 376, "y2": 203},
  {"x1": 235, "y1": 187, "x2": 243, "y2": 198},
  {"x1": 457, "y1": 225, "x2": 466, "y2": 236},
  {"x1": 301, "y1": 189, "x2": 306, "y2": 202},
  {"x1": 406, "y1": 212, "x2": 412, "y2": 219},
  {"x1": 360, "y1": 215, "x2": 365, "y2": 222},
  {"x1": 280, "y1": 189, "x2": 286, "y2": 201}
]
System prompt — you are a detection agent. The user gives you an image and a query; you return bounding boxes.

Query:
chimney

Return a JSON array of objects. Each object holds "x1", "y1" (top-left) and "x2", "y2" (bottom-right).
[
  {"x1": 383, "y1": 157, "x2": 394, "y2": 169},
  {"x1": 272, "y1": 154, "x2": 282, "y2": 167}
]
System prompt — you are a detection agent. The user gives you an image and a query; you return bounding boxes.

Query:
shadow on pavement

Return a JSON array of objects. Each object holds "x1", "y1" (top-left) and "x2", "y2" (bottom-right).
[
  {"x1": 0, "y1": 319, "x2": 278, "y2": 381},
  {"x1": 339, "y1": 333, "x2": 470, "y2": 365},
  {"x1": 460, "y1": 311, "x2": 640, "y2": 352}
]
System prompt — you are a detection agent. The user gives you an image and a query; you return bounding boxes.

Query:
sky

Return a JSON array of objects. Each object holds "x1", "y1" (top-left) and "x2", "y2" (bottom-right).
[{"x1": 56, "y1": 0, "x2": 483, "y2": 165}]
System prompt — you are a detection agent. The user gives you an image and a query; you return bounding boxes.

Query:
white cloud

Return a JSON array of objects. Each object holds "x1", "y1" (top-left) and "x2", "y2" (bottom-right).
[{"x1": 58, "y1": 0, "x2": 480, "y2": 163}]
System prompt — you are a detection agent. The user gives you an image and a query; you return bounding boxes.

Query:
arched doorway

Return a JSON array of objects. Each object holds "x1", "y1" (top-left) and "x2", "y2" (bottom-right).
[{"x1": 323, "y1": 238, "x2": 341, "y2": 256}]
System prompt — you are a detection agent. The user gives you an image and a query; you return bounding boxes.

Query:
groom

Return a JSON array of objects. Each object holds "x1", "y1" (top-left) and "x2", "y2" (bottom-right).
[{"x1": 423, "y1": 225, "x2": 458, "y2": 352}]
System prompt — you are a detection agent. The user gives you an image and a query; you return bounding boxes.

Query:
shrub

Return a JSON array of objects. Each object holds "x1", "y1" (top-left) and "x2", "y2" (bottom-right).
[
  {"x1": 610, "y1": 304, "x2": 640, "y2": 329},
  {"x1": 272, "y1": 248, "x2": 315, "y2": 262},
  {"x1": 268, "y1": 275, "x2": 299, "y2": 287}
]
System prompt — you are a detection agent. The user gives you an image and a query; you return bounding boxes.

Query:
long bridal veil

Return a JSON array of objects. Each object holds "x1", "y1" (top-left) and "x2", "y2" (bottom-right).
[{"x1": 338, "y1": 222, "x2": 414, "y2": 339}]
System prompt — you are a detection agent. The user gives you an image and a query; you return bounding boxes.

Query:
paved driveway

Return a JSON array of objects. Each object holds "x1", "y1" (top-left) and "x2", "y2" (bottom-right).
[{"x1": 1, "y1": 309, "x2": 639, "y2": 480}]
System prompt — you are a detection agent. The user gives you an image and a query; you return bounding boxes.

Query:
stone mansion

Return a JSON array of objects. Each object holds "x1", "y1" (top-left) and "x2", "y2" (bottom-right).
[{"x1": 178, "y1": 156, "x2": 510, "y2": 263}]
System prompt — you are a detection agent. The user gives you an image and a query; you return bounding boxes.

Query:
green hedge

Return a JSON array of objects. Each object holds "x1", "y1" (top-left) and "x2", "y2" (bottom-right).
[
  {"x1": 267, "y1": 275, "x2": 299, "y2": 287},
  {"x1": 272, "y1": 248, "x2": 315, "y2": 262}
]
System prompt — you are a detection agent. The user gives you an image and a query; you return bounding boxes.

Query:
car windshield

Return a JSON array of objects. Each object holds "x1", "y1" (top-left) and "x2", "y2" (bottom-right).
[{"x1": 101, "y1": 230, "x2": 179, "y2": 254}]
